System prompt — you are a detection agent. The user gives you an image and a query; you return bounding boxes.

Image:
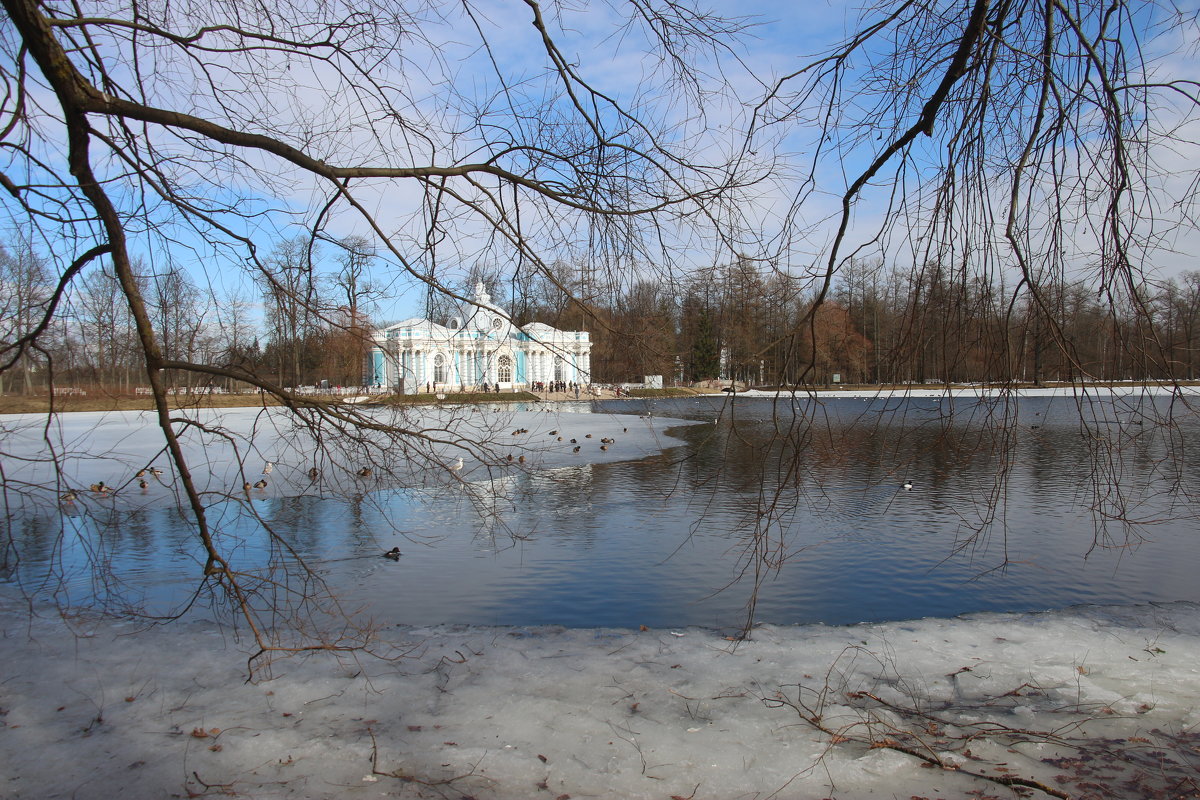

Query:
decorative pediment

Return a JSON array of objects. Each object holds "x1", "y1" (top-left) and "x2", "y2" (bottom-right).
[
  {"x1": 521, "y1": 322, "x2": 559, "y2": 335},
  {"x1": 521, "y1": 321, "x2": 589, "y2": 343},
  {"x1": 382, "y1": 318, "x2": 456, "y2": 338}
]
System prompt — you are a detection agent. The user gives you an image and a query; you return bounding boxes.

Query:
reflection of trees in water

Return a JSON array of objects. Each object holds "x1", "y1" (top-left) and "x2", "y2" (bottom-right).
[
  {"x1": 2, "y1": 503, "x2": 186, "y2": 616},
  {"x1": 4, "y1": 396, "x2": 1198, "y2": 649},
  {"x1": 630, "y1": 394, "x2": 1200, "y2": 631}
]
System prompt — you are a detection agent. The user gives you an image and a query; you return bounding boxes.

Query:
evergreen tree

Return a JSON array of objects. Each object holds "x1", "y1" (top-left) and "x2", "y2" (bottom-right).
[{"x1": 690, "y1": 312, "x2": 720, "y2": 380}]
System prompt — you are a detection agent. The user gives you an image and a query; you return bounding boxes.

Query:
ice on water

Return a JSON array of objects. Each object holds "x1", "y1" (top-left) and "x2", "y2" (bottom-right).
[{"x1": 0, "y1": 404, "x2": 697, "y2": 504}]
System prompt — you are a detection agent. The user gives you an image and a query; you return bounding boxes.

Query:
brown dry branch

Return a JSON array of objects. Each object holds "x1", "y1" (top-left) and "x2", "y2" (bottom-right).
[
  {"x1": 762, "y1": 643, "x2": 1200, "y2": 800},
  {"x1": 366, "y1": 726, "x2": 493, "y2": 794}
]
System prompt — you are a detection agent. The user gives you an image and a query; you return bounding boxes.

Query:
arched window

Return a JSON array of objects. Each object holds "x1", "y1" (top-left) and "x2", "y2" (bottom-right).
[
  {"x1": 433, "y1": 353, "x2": 446, "y2": 384},
  {"x1": 497, "y1": 354, "x2": 513, "y2": 383},
  {"x1": 554, "y1": 356, "x2": 564, "y2": 383}
]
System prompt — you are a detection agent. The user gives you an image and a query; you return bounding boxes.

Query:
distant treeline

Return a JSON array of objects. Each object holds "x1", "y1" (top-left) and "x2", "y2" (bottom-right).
[
  {"x1": 498, "y1": 257, "x2": 1200, "y2": 387},
  {"x1": 5, "y1": 239, "x2": 1199, "y2": 394},
  {"x1": 0, "y1": 236, "x2": 374, "y2": 395}
]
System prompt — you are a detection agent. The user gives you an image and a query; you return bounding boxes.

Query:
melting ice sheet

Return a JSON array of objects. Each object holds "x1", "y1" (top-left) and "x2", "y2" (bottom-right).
[
  {"x1": 0, "y1": 404, "x2": 695, "y2": 502},
  {"x1": 1, "y1": 599, "x2": 1198, "y2": 799}
]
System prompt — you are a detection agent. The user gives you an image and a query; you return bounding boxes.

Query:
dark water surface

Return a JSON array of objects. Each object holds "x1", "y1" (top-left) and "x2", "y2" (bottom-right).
[{"x1": 6, "y1": 394, "x2": 1200, "y2": 629}]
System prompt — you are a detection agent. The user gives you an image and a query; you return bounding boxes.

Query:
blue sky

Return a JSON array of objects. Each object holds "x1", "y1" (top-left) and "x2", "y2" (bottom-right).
[{"x1": 5, "y1": 0, "x2": 1197, "y2": 325}]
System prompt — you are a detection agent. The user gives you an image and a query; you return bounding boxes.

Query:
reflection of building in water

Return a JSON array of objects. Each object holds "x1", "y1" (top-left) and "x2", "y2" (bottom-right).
[
  {"x1": 369, "y1": 282, "x2": 591, "y2": 393},
  {"x1": 529, "y1": 464, "x2": 595, "y2": 507}
]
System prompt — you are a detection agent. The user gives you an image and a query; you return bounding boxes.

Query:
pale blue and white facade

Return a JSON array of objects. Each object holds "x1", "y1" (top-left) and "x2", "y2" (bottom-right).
[{"x1": 369, "y1": 283, "x2": 592, "y2": 393}]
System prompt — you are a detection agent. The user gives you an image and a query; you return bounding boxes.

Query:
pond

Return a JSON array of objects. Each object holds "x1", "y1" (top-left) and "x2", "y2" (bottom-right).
[{"x1": 4, "y1": 393, "x2": 1199, "y2": 631}]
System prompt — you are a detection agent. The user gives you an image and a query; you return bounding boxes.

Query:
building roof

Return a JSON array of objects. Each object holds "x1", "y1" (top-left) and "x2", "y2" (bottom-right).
[
  {"x1": 380, "y1": 318, "x2": 456, "y2": 337},
  {"x1": 521, "y1": 321, "x2": 590, "y2": 342},
  {"x1": 374, "y1": 284, "x2": 588, "y2": 343}
]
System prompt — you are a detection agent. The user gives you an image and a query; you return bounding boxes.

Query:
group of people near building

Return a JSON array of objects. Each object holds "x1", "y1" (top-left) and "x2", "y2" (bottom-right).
[{"x1": 531, "y1": 381, "x2": 579, "y2": 393}]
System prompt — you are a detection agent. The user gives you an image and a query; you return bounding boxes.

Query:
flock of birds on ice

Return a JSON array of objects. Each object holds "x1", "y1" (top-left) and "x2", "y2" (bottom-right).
[{"x1": 54, "y1": 412, "x2": 641, "y2": 507}]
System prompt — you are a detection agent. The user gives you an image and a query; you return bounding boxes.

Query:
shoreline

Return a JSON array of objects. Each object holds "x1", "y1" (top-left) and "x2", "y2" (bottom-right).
[
  {"x1": 738, "y1": 382, "x2": 1200, "y2": 399},
  {"x1": 3, "y1": 380, "x2": 1199, "y2": 415},
  {"x1": 0, "y1": 387, "x2": 706, "y2": 416}
]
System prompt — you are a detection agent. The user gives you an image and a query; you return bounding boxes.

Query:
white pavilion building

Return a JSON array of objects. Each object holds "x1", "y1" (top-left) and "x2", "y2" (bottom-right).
[{"x1": 368, "y1": 283, "x2": 592, "y2": 393}]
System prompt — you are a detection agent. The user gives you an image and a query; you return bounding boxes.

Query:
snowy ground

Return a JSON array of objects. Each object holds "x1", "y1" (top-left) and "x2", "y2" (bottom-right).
[
  {"x1": 738, "y1": 383, "x2": 1200, "y2": 399},
  {"x1": 1, "y1": 598, "x2": 1198, "y2": 799}
]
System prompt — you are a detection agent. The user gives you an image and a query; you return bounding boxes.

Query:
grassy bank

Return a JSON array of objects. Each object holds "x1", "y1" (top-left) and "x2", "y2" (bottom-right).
[
  {"x1": 0, "y1": 390, "x2": 547, "y2": 415},
  {"x1": 0, "y1": 392, "x2": 288, "y2": 415},
  {"x1": 746, "y1": 380, "x2": 1200, "y2": 393},
  {"x1": 380, "y1": 391, "x2": 541, "y2": 405}
]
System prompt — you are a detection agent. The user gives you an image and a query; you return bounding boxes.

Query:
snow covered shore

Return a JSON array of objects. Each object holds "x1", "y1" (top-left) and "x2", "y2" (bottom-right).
[
  {"x1": 2, "y1": 599, "x2": 1198, "y2": 799},
  {"x1": 738, "y1": 383, "x2": 1200, "y2": 399}
]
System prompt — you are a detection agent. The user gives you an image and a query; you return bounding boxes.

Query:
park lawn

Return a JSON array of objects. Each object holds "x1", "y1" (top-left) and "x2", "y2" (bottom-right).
[{"x1": 0, "y1": 390, "x2": 546, "y2": 415}]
